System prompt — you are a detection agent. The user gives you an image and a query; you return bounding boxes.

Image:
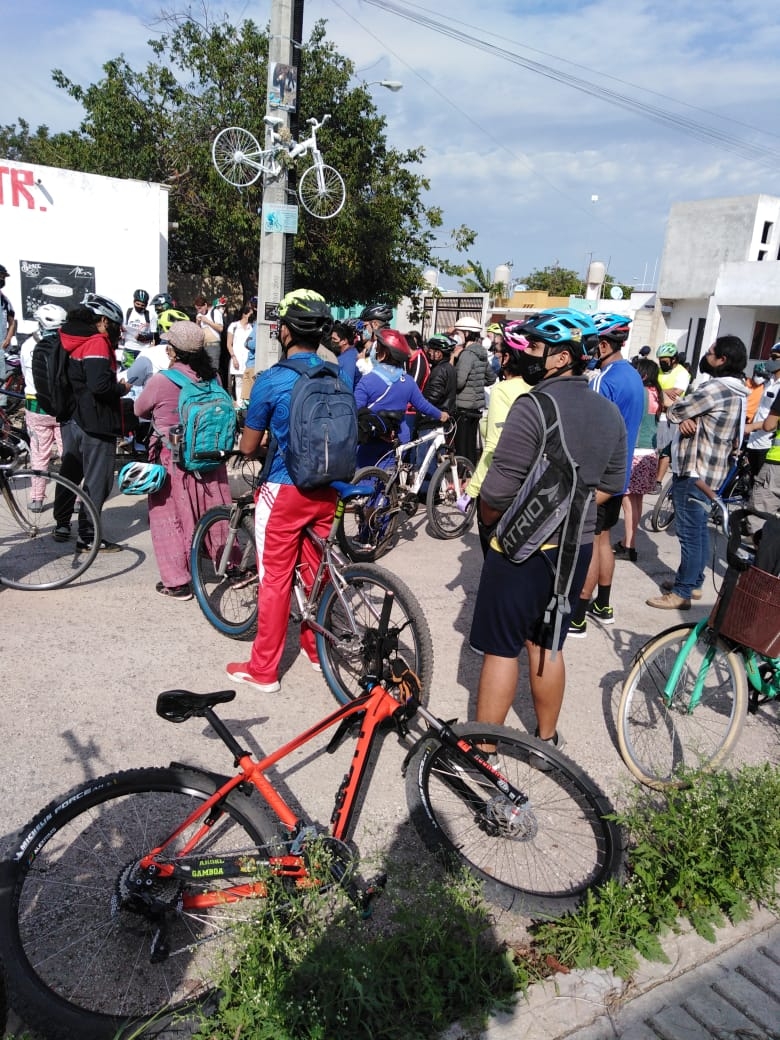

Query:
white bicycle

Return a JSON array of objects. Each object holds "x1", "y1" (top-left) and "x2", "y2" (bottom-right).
[{"x1": 212, "y1": 113, "x2": 346, "y2": 219}]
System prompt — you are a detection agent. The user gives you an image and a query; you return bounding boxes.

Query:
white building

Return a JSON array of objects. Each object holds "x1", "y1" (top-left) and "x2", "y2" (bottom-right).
[
  {"x1": 0, "y1": 158, "x2": 169, "y2": 337},
  {"x1": 654, "y1": 194, "x2": 780, "y2": 371}
]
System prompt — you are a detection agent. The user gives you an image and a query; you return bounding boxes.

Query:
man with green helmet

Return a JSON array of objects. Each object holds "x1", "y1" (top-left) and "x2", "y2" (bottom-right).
[{"x1": 655, "y1": 342, "x2": 691, "y2": 486}]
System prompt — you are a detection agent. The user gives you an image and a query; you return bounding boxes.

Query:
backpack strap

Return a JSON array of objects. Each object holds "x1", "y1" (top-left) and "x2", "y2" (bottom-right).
[{"x1": 534, "y1": 390, "x2": 593, "y2": 660}]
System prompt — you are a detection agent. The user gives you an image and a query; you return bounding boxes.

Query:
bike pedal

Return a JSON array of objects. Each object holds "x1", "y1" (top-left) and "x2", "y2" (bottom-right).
[{"x1": 352, "y1": 872, "x2": 388, "y2": 916}]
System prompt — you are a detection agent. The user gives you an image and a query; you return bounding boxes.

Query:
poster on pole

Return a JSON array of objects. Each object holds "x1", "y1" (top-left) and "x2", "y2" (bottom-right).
[
  {"x1": 269, "y1": 63, "x2": 298, "y2": 111},
  {"x1": 261, "y1": 203, "x2": 299, "y2": 235}
]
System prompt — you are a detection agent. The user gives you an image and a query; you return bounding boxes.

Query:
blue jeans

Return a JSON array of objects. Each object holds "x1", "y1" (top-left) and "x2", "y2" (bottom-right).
[{"x1": 671, "y1": 476, "x2": 710, "y2": 598}]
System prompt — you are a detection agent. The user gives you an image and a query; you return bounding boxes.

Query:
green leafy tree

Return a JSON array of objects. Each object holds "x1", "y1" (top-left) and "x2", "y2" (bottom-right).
[
  {"x1": 522, "y1": 265, "x2": 584, "y2": 297},
  {"x1": 458, "y1": 259, "x2": 502, "y2": 296},
  {"x1": 0, "y1": 12, "x2": 473, "y2": 308}
]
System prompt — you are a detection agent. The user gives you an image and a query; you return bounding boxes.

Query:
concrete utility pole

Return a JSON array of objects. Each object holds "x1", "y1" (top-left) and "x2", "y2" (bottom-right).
[{"x1": 255, "y1": 0, "x2": 299, "y2": 373}]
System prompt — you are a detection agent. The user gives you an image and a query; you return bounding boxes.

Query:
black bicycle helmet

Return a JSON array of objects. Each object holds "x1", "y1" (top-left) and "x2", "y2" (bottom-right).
[
  {"x1": 150, "y1": 292, "x2": 173, "y2": 312},
  {"x1": 359, "y1": 303, "x2": 393, "y2": 324},
  {"x1": 133, "y1": 289, "x2": 150, "y2": 305},
  {"x1": 426, "y1": 333, "x2": 455, "y2": 356},
  {"x1": 275, "y1": 289, "x2": 333, "y2": 338}
]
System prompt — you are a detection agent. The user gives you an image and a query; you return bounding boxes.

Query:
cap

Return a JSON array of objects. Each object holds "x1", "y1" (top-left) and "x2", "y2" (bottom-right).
[
  {"x1": 0, "y1": 264, "x2": 9, "y2": 277},
  {"x1": 770, "y1": 342, "x2": 780, "y2": 356},
  {"x1": 166, "y1": 320, "x2": 204, "y2": 354},
  {"x1": 638, "y1": 345, "x2": 651, "y2": 357}
]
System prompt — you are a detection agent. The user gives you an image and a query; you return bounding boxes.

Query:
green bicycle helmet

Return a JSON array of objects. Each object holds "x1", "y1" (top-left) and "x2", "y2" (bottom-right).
[
  {"x1": 275, "y1": 289, "x2": 333, "y2": 338},
  {"x1": 157, "y1": 308, "x2": 189, "y2": 333},
  {"x1": 657, "y1": 342, "x2": 678, "y2": 358}
]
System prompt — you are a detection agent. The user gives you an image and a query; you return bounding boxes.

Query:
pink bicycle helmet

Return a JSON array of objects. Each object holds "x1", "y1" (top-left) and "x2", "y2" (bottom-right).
[{"x1": 501, "y1": 321, "x2": 529, "y2": 352}]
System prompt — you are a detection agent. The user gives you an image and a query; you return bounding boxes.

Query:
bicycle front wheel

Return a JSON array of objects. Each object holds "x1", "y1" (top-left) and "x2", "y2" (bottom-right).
[
  {"x1": 406, "y1": 723, "x2": 623, "y2": 917},
  {"x1": 316, "y1": 563, "x2": 434, "y2": 705},
  {"x1": 212, "y1": 127, "x2": 267, "y2": 186},
  {"x1": 298, "y1": 163, "x2": 346, "y2": 219},
  {"x1": 191, "y1": 504, "x2": 258, "y2": 639},
  {"x1": 0, "y1": 470, "x2": 100, "y2": 590},
  {"x1": 426, "y1": 455, "x2": 477, "y2": 538},
  {"x1": 650, "y1": 478, "x2": 674, "y2": 532},
  {"x1": 617, "y1": 624, "x2": 749, "y2": 788},
  {"x1": 0, "y1": 766, "x2": 275, "y2": 1040},
  {"x1": 337, "y1": 466, "x2": 399, "y2": 562}
]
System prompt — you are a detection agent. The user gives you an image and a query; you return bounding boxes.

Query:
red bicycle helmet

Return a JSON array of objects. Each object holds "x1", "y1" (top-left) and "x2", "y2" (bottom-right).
[{"x1": 375, "y1": 327, "x2": 411, "y2": 366}]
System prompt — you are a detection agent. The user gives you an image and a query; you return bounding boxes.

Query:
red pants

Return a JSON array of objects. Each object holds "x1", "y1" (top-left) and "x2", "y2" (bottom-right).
[{"x1": 248, "y1": 481, "x2": 337, "y2": 682}]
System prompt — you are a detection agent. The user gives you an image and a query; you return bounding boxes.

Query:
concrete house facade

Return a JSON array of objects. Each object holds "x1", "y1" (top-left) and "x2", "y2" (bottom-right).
[{"x1": 653, "y1": 194, "x2": 780, "y2": 373}]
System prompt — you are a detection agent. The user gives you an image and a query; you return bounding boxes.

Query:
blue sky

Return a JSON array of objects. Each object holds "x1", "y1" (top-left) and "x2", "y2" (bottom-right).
[{"x1": 3, "y1": 0, "x2": 780, "y2": 292}]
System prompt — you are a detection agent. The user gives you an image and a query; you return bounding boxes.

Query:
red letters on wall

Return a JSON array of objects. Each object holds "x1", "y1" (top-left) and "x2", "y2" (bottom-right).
[{"x1": 0, "y1": 167, "x2": 43, "y2": 210}]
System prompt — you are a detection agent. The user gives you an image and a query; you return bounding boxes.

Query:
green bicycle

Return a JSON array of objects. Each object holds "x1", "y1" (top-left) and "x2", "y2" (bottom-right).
[{"x1": 618, "y1": 509, "x2": 779, "y2": 788}]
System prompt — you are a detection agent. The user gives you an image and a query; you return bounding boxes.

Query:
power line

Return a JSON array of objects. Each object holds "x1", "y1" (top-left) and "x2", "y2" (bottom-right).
[{"x1": 362, "y1": 0, "x2": 780, "y2": 168}]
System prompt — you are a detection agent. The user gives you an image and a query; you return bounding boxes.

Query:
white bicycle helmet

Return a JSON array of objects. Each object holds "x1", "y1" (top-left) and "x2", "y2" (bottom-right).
[
  {"x1": 118, "y1": 462, "x2": 168, "y2": 495},
  {"x1": 34, "y1": 303, "x2": 67, "y2": 331}
]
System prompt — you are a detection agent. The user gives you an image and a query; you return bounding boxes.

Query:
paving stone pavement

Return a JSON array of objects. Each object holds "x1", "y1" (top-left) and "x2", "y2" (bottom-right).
[{"x1": 473, "y1": 909, "x2": 780, "y2": 1040}]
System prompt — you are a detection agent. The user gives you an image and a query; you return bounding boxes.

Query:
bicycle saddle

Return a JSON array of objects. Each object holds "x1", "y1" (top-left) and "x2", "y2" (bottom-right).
[
  {"x1": 331, "y1": 480, "x2": 379, "y2": 501},
  {"x1": 156, "y1": 689, "x2": 236, "y2": 723}
]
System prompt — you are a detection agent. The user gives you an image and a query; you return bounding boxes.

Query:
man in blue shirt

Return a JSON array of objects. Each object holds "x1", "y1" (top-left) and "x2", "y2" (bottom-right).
[
  {"x1": 569, "y1": 314, "x2": 644, "y2": 636},
  {"x1": 226, "y1": 289, "x2": 347, "y2": 693}
]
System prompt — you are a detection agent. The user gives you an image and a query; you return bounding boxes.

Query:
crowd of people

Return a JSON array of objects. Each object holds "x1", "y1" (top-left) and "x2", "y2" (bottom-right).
[{"x1": 5, "y1": 270, "x2": 779, "y2": 758}]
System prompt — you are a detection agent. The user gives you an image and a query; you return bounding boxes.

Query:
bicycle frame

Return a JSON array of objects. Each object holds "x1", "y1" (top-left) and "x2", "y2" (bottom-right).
[
  {"x1": 378, "y1": 426, "x2": 449, "y2": 497},
  {"x1": 661, "y1": 617, "x2": 778, "y2": 711},
  {"x1": 141, "y1": 681, "x2": 529, "y2": 910}
]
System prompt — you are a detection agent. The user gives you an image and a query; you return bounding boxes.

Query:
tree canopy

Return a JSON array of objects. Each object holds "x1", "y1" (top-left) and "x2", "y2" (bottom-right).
[
  {"x1": 521, "y1": 264, "x2": 632, "y2": 299},
  {"x1": 0, "y1": 11, "x2": 473, "y2": 308}
]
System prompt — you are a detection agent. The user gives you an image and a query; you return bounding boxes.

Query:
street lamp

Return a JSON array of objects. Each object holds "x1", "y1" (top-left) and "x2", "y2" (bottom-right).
[{"x1": 364, "y1": 79, "x2": 404, "y2": 92}]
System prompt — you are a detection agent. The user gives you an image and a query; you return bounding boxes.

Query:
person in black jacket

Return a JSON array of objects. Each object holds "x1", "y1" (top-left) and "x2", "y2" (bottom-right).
[
  {"x1": 420, "y1": 334, "x2": 456, "y2": 420},
  {"x1": 53, "y1": 294, "x2": 130, "y2": 552}
]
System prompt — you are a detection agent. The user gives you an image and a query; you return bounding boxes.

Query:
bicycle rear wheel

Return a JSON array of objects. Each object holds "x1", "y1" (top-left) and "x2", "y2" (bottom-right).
[
  {"x1": 0, "y1": 470, "x2": 100, "y2": 589},
  {"x1": 191, "y1": 504, "x2": 258, "y2": 638},
  {"x1": 406, "y1": 723, "x2": 623, "y2": 917},
  {"x1": 0, "y1": 766, "x2": 275, "y2": 1040},
  {"x1": 212, "y1": 127, "x2": 270, "y2": 186},
  {"x1": 337, "y1": 466, "x2": 399, "y2": 562},
  {"x1": 650, "y1": 478, "x2": 674, "y2": 532},
  {"x1": 298, "y1": 163, "x2": 346, "y2": 219},
  {"x1": 316, "y1": 563, "x2": 434, "y2": 705},
  {"x1": 617, "y1": 624, "x2": 748, "y2": 788},
  {"x1": 426, "y1": 455, "x2": 477, "y2": 538}
]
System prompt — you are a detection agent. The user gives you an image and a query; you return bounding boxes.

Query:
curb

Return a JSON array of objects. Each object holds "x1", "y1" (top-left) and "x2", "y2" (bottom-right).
[{"x1": 472, "y1": 905, "x2": 779, "y2": 1039}]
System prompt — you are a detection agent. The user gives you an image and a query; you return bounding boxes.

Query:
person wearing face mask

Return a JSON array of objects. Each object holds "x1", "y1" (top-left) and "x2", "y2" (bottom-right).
[
  {"x1": 647, "y1": 334, "x2": 749, "y2": 610},
  {"x1": 469, "y1": 308, "x2": 626, "y2": 756},
  {"x1": 52, "y1": 293, "x2": 131, "y2": 552},
  {"x1": 654, "y1": 342, "x2": 692, "y2": 487}
]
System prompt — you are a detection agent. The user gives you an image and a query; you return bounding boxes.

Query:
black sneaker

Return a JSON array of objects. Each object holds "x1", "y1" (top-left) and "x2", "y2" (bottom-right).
[
  {"x1": 587, "y1": 601, "x2": 614, "y2": 625},
  {"x1": 76, "y1": 538, "x2": 122, "y2": 553},
  {"x1": 53, "y1": 525, "x2": 71, "y2": 542},
  {"x1": 529, "y1": 730, "x2": 566, "y2": 772},
  {"x1": 567, "y1": 617, "x2": 587, "y2": 639},
  {"x1": 612, "y1": 541, "x2": 638, "y2": 562},
  {"x1": 155, "y1": 581, "x2": 193, "y2": 601}
]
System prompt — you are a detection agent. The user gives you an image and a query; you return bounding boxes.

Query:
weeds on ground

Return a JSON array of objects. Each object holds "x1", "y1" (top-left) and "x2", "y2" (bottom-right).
[
  {"x1": 534, "y1": 763, "x2": 780, "y2": 978},
  {"x1": 195, "y1": 853, "x2": 519, "y2": 1040}
]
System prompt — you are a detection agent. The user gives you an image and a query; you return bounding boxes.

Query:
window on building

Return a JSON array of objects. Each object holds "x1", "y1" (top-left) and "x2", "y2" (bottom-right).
[
  {"x1": 750, "y1": 322, "x2": 779, "y2": 360},
  {"x1": 761, "y1": 221, "x2": 773, "y2": 244}
]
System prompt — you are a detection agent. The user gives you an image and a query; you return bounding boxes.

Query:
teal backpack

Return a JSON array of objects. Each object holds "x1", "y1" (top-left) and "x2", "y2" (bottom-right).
[{"x1": 162, "y1": 370, "x2": 237, "y2": 473}]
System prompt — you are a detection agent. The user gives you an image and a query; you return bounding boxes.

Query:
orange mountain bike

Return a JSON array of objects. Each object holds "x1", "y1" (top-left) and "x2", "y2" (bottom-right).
[{"x1": 1, "y1": 648, "x2": 622, "y2": 1040}]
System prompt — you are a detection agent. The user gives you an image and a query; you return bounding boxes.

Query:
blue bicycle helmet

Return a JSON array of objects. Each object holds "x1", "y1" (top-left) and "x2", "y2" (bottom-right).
[
  {"x1": 593, "y1": 312, "x2": 631, "y2": 343},
  {"x1": 118, "y1": 462, "x2": 168, "y2": 495},
  {"x1": 517, "y1": 308, "x2": 599, "y2": 356}
]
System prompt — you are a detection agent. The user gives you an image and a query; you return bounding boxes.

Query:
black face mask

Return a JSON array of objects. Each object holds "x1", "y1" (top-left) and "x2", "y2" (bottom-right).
[
  {"x1": 699, "y1": 355, "x2": 718, "y2": 376},
  {"x1": 659, "y1": 359, "x2": 674, "y2": 372},
  {"x1": 515, "y1": 350, "x2": 547, "y2": 386}
]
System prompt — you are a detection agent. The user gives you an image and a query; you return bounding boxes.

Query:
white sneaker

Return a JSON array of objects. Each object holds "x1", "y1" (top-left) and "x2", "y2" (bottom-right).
[{"x1": 300, "y1": 649, "x2": 322, "y2": 673}]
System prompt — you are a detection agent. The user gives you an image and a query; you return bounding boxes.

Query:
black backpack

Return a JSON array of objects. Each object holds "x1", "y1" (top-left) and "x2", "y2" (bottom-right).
[
  {"x1": 495, "y1": 390, "x2": 592, "y2": 657},
  {"x1": 31, "y1": 330, "x2": 75, "y2": 421}
]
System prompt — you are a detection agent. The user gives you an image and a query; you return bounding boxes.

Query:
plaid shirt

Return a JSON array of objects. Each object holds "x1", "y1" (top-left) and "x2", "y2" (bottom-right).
[{"x1": 668, "y1": 378, "x2": 746, "y2": 489}]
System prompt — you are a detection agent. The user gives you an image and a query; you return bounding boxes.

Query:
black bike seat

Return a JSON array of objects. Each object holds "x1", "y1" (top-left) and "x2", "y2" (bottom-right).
[{"x1": 156, "y1": 689, "x2": 236, "y2": 723}]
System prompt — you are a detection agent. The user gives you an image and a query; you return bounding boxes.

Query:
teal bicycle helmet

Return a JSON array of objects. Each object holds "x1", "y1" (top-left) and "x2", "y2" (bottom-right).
[
  {"x1": 118, "y1": 462, "x2": 168, "y2": 495},
  {"x1": 517, "y1": 308, "x2": 599, "y2": 356}
]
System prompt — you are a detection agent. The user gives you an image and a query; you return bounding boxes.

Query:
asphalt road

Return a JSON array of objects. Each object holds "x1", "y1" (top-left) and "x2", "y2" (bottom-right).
[{"x1": 1, "y1": 487, "x2": 778, "y2": 874}]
